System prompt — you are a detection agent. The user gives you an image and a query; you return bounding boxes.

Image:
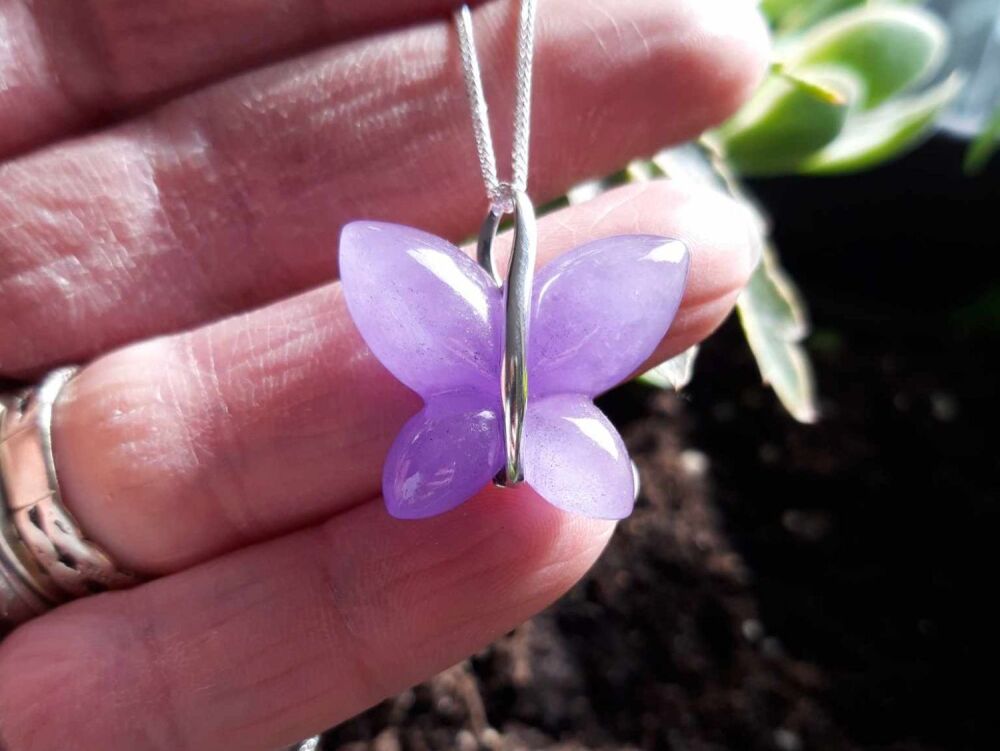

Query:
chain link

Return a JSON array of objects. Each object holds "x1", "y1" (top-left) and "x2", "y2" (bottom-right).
[{"x1": 454, "y1": 0, "x2": 538, "y2": 210}]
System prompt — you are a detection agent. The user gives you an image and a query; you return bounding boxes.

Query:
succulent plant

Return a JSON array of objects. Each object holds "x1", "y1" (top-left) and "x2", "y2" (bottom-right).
[
  {"x1": 966, "y1": 103, "x2": 1000, "y2": 174},
  {"x1": 636, "y1": 0, "x2": 960, "y2": 422}
]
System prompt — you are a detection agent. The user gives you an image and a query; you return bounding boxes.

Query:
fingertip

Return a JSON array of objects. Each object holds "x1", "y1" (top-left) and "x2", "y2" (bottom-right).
[
  {"x1": 680, "y1": 0, "x2": 772, "y2": 126},
  {"x1": 534, "y1": 179, "x2": 760, "y2": 362},
  {"x1": 322, "y1": 490, "x2": 614, "y2": 666},
  {"x1": 431, "y1": 487, "x2": 617, "y2": 604},
  {"x1": 557, "y1": 180, "x2": 760, "y2": 296},
  {"x1": 674, "y1": 182, "x2": 762, "y2": 297}
]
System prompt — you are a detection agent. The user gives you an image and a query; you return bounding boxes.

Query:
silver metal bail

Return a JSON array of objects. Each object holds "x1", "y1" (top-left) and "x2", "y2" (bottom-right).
[{"x1": 477, "y1": 189, "x2": 537, "y2": 486}]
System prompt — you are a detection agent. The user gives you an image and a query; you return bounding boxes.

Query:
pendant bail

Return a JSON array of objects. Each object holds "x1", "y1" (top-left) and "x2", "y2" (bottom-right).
[{"x1": 476, "y1": 189, "x2": 537, "y2": 486}]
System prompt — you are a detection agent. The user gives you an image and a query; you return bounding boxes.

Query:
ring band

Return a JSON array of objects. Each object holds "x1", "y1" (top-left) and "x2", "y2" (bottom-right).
[{"x1": 1, "y1": 367, "x2": 138, "y2": 634}]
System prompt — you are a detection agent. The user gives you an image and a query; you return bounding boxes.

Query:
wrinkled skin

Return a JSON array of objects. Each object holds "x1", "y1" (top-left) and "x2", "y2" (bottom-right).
[{"x1": 0, "y1": 2, "x2": 769, "y2": 749}]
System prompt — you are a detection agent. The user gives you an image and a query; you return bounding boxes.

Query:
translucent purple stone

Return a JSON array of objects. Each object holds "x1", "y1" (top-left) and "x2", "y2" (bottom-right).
[
  {"x1": 340, "y1": 222, "x2": 689, "y2": 520},
  {"x1": 339, "y1": 222, "x2": 502, "y2": 398}
]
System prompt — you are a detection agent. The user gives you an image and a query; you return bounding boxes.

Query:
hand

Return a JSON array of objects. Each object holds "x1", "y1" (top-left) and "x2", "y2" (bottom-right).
[{"x1": 0, "y1": 1, "x2": 768, "y2": 748}]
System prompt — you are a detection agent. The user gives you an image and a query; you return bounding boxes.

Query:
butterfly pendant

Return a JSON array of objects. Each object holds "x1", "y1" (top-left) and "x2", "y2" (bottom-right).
[{"x1": 340, "y1": 221, "x2": 689, "y2": 520}]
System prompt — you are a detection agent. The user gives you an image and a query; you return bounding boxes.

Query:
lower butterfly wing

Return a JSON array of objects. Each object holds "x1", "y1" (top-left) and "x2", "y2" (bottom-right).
[
  {"x1": 529, "y1": 235, "x2": 689, "y2": 398},
  {"x1": 340, "y1": 221, "x2": 503, "y2": 399},
  {"x1": 522, "y1": 395, "x2": 635, "y2": 520},
  {"x1": 383, "y1": 391, "x2": 505, "y2": 519}
]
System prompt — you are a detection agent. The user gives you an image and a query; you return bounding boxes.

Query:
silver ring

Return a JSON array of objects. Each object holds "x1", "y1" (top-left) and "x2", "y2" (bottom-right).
[
  {"x1": 0, "y1": 367, "x2": 139, "y2": 634},
  {"x1": 477, "y1": 188, "x2": 537, "y2": 486}
]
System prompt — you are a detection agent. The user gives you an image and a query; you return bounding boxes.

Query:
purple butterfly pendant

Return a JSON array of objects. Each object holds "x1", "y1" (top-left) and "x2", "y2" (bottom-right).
[{"x1": 340, "y1": 221, "x2": 689, "y2": 520}]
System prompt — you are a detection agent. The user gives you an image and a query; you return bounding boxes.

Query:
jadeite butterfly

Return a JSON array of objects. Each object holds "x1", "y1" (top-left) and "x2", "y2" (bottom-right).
[{"x1": 340, "y1": 222, "x2": 689, "y2": 520}]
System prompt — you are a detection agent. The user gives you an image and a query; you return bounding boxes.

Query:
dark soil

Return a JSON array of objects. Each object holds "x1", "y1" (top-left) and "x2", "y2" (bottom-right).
[{"x1": 323, "y1": 139, "x2": 1000, "y2": 751}]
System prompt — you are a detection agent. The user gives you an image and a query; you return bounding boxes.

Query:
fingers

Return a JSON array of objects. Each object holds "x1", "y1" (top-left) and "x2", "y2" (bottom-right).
[
  {"x1": 0, "y1": 0, "x2": 480, "y2": 158},
  {"x1": 0, "y1": 0, "x2": 770, "y2": 376},
  {"x1": 52, "y1": 181, "x2": 759, "y2": 574},
  {"x1": 0, "y1": 492, "x2": 614, "y2": 751}
]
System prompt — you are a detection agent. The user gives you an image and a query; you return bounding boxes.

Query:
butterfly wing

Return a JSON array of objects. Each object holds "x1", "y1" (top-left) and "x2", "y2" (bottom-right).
[
  {"x1": 522, "y1": 394, "x2": 635, "y2": 519},
  {"x1": 343, "y1": 226, "x2": 687, "y2": 520},
  {"x1": 340, "y1": 221, "x2": 503, "y2": 398},
  {"x1": 528, "y1": 235, "x2": 690, "y2": 398},
  {"x1": 382, "y1": 391, "x2": 504, "y2": 519}
]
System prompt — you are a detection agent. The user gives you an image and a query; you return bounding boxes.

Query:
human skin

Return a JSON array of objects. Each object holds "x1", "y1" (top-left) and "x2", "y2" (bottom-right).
[{"x1": 0, "y1": 1, "x2": 769, "y2": 749}]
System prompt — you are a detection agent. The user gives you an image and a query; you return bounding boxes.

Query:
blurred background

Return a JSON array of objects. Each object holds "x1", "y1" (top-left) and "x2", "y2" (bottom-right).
[{"x1": 319, "y1": 1, "x2": 1000, "y2": 749}]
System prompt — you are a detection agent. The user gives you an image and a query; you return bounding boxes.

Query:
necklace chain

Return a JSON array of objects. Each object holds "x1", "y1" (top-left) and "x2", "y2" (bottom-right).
[{"x1": 454, "y1": 0, "x2": 538, "y2": 210}]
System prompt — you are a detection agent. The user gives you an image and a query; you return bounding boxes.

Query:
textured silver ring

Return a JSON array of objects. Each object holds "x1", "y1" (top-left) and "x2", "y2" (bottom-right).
[{"x1": 0, "y1": 367, "x2": 139, "y2": 634}]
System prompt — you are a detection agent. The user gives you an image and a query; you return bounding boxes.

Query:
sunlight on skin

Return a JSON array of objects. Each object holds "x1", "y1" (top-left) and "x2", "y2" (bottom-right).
[{"x1": 0, "y1": 0, "x2": 770, "y2": 748}]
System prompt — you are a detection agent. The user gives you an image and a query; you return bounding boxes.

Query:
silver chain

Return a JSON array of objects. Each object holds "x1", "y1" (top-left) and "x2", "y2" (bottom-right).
[
  {"x1": 454, "y1": 0, "x2": 538, "y2": 210},
  {"x1": 286, "y1": 14, "x2": 540, "y2": 746}
]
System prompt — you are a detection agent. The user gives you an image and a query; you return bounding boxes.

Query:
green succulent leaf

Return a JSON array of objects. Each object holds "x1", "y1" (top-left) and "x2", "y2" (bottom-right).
[
  {"x1": 639, "y1": 346, "x2": 699, "y2": 391},
  {"x1": 965, "y1": 102, "x2": 1000, "y2": 175},
  {"x1": 716, "y1": 66, "x2": 855, "y2": 176},
  {"x1": 801, "y1": 73, "x2": 962, "y2": 174},
  {"x1": 718, "y1": 4, "x2": 954, "y2": 178},
  {"x1": 761, "y1": 0, "x2": 807, "y2": 25},
  {"x1": 787, "y1": 5, "x2": 948, "y2": 110},
  {"x1": 639, "y1": 144, "x2": 818, "y2": 422},
  {"x1": 764, "y1": 0, "x2": 865, "y2": 33},
  {"x1": 738, "y1": 247, "x2": 818, "y2": 424},
  {"x1": 765, "y1": 0, "x2": 929, "y2": 34}
]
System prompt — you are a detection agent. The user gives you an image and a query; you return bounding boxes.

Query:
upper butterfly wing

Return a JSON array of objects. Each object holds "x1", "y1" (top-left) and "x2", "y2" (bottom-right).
[
  {"x1": 340, "y1": 221, "x2": 503, "y2": 398},
  {"x1": 528, "y1": 235, "x2": 690, "y2": 398}
]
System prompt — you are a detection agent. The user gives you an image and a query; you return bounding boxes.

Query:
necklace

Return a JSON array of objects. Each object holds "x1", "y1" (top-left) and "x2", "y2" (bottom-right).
[
  {"x1": 339, "y1": 1, "x2": 690, "y2": 520},
  {"x1": 456, "y1": 0, "x2": 537, "y2": 487}
]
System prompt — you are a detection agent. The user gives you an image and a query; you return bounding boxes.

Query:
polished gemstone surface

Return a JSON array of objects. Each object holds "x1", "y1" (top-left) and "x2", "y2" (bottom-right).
[{"x1": 340, "y1": 222, "x2": 689, "y2": 519}]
